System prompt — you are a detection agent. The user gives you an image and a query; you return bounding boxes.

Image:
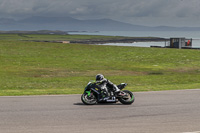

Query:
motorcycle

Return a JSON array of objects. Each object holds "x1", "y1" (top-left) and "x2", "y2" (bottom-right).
[{"x1": 81, "y1": 81, "x2": 135, "y2": 105}]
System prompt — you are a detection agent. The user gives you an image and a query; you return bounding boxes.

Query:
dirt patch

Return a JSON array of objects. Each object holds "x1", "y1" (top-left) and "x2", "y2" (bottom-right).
[
  {"x1": 168, "y1": 67, "x2": 200, "y2": 73},
  {"x1": 23, "y1": 68, "x2": 148, "y2": 78}
]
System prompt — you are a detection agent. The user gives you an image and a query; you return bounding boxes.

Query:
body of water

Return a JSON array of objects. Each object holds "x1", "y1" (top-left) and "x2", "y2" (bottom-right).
[{"x1": 69, "y1": 31, "x2": 200, "y2": 48}]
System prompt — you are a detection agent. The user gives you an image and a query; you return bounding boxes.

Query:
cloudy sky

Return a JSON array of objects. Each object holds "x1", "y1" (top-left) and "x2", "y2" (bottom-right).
[{"x1": 0, "y1": 0, "x2": 200, "y2": 27}]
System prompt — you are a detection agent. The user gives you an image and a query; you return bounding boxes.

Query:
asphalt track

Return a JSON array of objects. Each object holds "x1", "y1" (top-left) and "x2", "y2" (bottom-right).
[{"x1": 0, "y1": 89, "x2": 200, "y2": 133}]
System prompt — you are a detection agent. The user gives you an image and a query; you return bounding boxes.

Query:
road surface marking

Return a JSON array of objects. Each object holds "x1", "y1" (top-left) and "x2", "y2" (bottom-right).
[{"x1": 183, "y1": 131, "x2": 200, "y2": 133}]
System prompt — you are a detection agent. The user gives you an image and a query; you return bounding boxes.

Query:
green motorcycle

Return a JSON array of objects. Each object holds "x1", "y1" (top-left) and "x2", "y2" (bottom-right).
[{"x1": 81, "y1": 81, "x2": 135, "y2": 105}]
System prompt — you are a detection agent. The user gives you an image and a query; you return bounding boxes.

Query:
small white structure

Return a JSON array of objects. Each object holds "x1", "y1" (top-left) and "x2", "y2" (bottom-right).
[{"x1": 170, "y1": 38, "x2": 192, "y2": 49}]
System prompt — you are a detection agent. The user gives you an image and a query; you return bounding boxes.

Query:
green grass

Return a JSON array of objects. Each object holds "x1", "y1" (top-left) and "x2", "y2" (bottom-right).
[
  {"x1": 0, "y1": 33, "x2": 119, "y2": 41},
  {"x1": 0, "y1": 34, "x2": 200, "y2": 96},
  {"x1": 0, "y1": 33, "x2": 161, "y2": 42}
]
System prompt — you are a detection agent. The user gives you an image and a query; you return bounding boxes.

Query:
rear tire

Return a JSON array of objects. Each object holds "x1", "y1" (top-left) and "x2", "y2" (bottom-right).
[
  {"x1": 81, "y1": 93, "x2": 97, "y2": 105},
  {"x1": 118, "y1": 90, "x2": 135, "y2": 105}
]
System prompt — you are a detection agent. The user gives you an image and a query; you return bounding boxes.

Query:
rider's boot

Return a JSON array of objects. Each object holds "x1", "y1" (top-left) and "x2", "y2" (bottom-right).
[{"x1": 115, "y1": 91, "x2": 126, "y2": 96}]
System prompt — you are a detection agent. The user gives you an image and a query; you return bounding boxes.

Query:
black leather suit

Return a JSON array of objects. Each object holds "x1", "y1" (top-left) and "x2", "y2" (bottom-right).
[{"x1": 96, "y1": 78, "x2": 120, "y2": 95}]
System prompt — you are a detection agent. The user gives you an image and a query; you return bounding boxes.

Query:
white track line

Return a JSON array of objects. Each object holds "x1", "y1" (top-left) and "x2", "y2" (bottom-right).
[{"x1": 183, "y1": 131, "x2": 200, "y2": 133}]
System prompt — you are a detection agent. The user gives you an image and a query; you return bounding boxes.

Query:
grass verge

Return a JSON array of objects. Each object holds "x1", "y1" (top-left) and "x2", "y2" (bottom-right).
[{"x1": 0, "y1": 34, "x2": 200, "y2": 95}]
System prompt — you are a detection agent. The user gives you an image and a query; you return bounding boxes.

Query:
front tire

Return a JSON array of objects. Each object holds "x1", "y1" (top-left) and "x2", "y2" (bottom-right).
[
  {"x1": 81, "y1": 93, "x2": 97, "y2": 105},
  {"x1": 118, "y1": 90, "x2": 135, "y2": 105}
]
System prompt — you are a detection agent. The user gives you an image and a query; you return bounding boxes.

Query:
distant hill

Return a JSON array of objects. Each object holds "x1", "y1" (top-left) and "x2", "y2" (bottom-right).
[
  {"x1": 0, "y1": 30, "x2": 68, "y2": 35},
  {"x1": 153, "y1": 26, "x2": 200, "y2": 31},
  {"x1": 1, "y1": 16, "x2": 200, "y2": 31}
]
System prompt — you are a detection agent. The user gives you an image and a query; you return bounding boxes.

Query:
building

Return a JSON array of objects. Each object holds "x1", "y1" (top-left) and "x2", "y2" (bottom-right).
[{"x1": 169, "y1": 38, "x2": 192, "y2": 49}]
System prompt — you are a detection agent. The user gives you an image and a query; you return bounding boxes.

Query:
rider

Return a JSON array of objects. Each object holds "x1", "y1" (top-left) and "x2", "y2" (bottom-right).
[{"x1": 95, "y1": 74, "x2": 124, "y2": 96}]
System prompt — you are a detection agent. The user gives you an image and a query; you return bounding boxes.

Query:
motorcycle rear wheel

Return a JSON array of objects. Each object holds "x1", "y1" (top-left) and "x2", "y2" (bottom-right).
[
  {"x1": 118, "y1": 90, "x2": 135, "y2": 105},
  {"x1": 81, "y1": 93, "x2": 97, "y2": 105}
]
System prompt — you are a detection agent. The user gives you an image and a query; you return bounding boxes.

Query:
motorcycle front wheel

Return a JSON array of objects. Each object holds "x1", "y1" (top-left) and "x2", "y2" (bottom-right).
[
  {"x1": 81, "y1": 93, "x2": 97, "y2": 105},
  {"x1": 118, "y1": 90, "x2": 135, "y2": 105}
]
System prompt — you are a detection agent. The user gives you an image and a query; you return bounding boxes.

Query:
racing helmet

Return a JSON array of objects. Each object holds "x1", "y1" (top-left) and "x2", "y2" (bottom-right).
[{"x1": 96, "y1": 74, "x2": 104, "y2": 81}]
